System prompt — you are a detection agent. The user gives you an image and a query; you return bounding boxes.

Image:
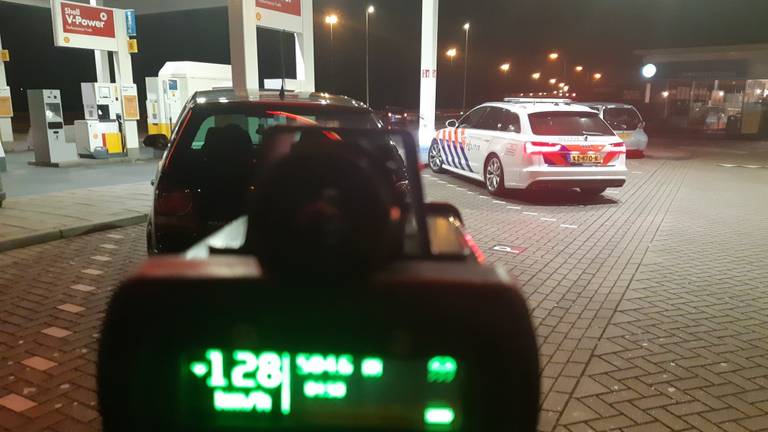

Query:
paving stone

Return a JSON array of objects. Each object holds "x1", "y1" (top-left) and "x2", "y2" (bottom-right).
[
  {"x1": 0, "y1": 393, "x2": 38, "y2": 412},
  {"x1": 56, "y1": 304, "x2": 86, "y2": 314},
  {"x1": 20, "y1": 356, "x2": 58, "y2": 371},
  {"x1": 40, "y1": 327, "x2": 73, "y2": 338}
]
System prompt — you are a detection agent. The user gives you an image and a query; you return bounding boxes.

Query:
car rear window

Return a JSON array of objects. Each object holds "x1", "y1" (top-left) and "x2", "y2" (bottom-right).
[
  {"x1": 528, "y1": 111, "x2": 615, "y2": 136},
  {"x1": 603, "y1": 107, "x2": 643, "y2": 131},
  {"x1": 164, "y1": 104, "x2": 380, "y2": 183}
]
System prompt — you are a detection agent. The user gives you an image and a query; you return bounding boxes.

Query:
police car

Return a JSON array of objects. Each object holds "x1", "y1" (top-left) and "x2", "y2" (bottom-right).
[{"x1": 428, "y1": 98, "x2": 628, "y2": 196}]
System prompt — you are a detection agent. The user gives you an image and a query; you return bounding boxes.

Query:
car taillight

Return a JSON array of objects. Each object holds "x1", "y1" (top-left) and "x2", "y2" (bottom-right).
[
  {"x1": 525, "y1": 141, "x2": 561, "y2": 155},
  {"x1": 463, "y1": 233, "x2": 486, "y2": 264},
  {"x1": 156, "y1": 191, "x2": 194, "y2": 216},
  {"x1": 609, "y1": 142, "x2": 626, "y2": 153}
]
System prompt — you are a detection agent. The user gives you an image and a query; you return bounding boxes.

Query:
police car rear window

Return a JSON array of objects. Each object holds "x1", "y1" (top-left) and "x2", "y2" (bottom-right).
[{"x1": 529, "y1": 111, "x2": 614, "y2": 136}]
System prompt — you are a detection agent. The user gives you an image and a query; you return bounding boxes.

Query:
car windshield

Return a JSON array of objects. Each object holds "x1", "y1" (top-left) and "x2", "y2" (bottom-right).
[
  {"x1": 603, "y1": 107, "x2": 643, "y2": 130},
  {"x1": 528, "y1": 111, "x2": 615, "y2": 136}
]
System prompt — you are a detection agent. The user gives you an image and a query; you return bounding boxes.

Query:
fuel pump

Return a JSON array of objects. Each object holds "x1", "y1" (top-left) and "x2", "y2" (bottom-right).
[
  {"x1": 28, "y1": 89, "x2": 77, "y2": 165},
  {"x1": 74, "y1": 82, "x2": 136, "y2": 158}
]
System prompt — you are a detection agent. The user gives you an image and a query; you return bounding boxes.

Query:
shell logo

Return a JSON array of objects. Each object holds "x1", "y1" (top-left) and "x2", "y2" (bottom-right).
[
  {"x1": 63, "y1": 36, "x2": 70, "y2": 43},
  {"x1": 256, "y1": 12, "x2": 262, "y2": 21}
]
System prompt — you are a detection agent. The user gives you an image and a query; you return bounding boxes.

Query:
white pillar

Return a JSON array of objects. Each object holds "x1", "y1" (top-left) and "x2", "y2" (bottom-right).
[
  {"x1": 112, "y1": 9, "x2": 139, "y2": 156},
  {"x1": 418, "y1": 0, "x2": 438, "y2": 163},
  {"x1": 90, "y1": 0, "x2": 111, "y2": 83},
  {"x1": 228, "y1": 0, "x2": 259, "y2": 97},
  {"x1": 0, "y1": 34, "x2": 13, "y2": 144},
  {"x1": 297, "y1": 0, "x2": 315, "y2": 92}
]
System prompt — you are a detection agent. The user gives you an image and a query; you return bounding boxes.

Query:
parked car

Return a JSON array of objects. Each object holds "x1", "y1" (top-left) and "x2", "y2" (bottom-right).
[
  {"x1": 143, "y1": 89, "x2": 384, "y2": 254},
  {"x1": 429, "y1": 98, "x2": 627, "y2": 196},
  {"x1": 583, "y1": 102, "x2": 648, "y2": 157}
]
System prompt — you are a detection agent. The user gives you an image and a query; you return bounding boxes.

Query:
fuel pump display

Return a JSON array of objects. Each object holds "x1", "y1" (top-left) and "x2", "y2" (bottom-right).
[{"x1": 181, "y1": 349, "x2": 462, "y2": 430}]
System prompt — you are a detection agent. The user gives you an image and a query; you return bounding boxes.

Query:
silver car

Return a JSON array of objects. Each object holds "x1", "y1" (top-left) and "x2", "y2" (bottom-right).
[{"x1": 583, "y1": 102, "x2": 648, "y2": 156}]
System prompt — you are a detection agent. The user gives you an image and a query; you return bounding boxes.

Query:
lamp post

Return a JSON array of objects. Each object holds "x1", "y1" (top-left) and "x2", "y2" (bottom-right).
[
  {"x1": 325, "y1": 14, "x2": 339, "y2": 91},
  {"x1": 365, "y1": 6, "x2": 374, "y2": 106},
  {"x1": 462, "y1": 22, "x2": 470, "y2": 111}
]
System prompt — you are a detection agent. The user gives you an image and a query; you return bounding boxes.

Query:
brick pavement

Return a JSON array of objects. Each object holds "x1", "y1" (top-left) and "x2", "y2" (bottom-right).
[
  {"x1": 0, "y1": 140, "x2": 767, "y2": 430},
  {"x1": 0, "y1": 226, "x2": 146, "y2": 431}
]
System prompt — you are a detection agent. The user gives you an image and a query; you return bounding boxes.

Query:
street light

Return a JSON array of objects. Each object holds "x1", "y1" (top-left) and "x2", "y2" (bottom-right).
[
  {"x1": 462, "y1": 22, "x2": 470, "y2": 111},
  {"x1": 592, "y1": 72, "x2": 602, "y2": 81},
  {"x1": 548, "y1": 78, "x2": 557, "y2": 85},
  {"x1": 446, "y1": 48, "x2": 457, "y2": 65},
  {"x1": 661, "y1": 90, "x2": 670, "y2": 98},
  {"x1": 499, "y1": 63, "x2": 510, "y2": 73},
  {"x1": 574, "y1": 65, "x2": 584, "y2": 72},
  {"x1": 558, "y1": 82, "x2": 565, "y2": 88},
  {"x1": 548, "y1": 52, "x2": 559, "y2": 61},
  {"x1": 365, "y1": 6, "x2": 374, "y2": 106},
  {"x1": 531, "y1": 72, "x2": 541, "y2": 80}
]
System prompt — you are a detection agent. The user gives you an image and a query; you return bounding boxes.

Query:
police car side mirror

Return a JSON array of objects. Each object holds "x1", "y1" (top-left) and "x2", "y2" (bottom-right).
[
  {"x1": 144, "y1": 134, "x2": 169, "y2": 150},
  {"x1": 446, "y1": 119, "x2": 458, "y2": 128}
]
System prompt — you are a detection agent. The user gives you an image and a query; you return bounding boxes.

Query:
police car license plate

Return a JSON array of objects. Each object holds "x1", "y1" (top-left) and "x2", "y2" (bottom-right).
[{"x1": 570, "y1": 154, "x2": 602, "y2": 164}]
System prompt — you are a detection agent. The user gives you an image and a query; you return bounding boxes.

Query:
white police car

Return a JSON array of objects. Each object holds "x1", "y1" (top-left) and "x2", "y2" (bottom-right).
[
  {"x1": 583, "y1": 102, "x2": 648, "y2": 156},
  {"x1": 428, "y1": 98, "x2": 628, "y2": 196}
]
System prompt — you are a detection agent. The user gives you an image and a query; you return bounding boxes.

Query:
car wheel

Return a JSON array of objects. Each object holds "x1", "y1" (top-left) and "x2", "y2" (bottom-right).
[
  {"x1": 580, "y1": 187, "x2": 607, "y2": 196},
  {"x1": 428, "y1": 140, "x2": 445, "y2": 173},
  {"x1": 485, "y1": 155, "x2": 505, "y2": 196}
]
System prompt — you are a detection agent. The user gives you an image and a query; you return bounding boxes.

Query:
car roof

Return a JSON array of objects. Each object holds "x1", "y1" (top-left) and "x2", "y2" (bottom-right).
[
  {"x1": 579, "y1": 102, "x2": 637, "y2": 109},
  {"x1": 190, "y1": 88, "x2": 371, "y2": 110},
  {"x1": 482, "y1": 101, "x2": 598, "y2": 114}
]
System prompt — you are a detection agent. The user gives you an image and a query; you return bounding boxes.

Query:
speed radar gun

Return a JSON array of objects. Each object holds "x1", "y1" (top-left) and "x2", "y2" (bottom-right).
[{"x1": 98, "y1": 127, "x2": 540, "y2": 431}]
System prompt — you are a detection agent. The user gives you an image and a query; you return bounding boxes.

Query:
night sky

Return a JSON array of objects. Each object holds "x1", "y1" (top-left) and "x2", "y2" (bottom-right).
[{"x1": 1, "y1": 0, "x2": 767, "y2": 114}]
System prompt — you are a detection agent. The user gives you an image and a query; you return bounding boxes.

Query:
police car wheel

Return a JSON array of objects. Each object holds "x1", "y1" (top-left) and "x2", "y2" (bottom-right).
[
  {"x1": 580, "y1": 187, "x2": 607, "y2": 196},
  {"x1": 485, "y1": 155, "x2": 505, "y2": 196},
  {"x1": 428, "y1": 140, "x2": 445, "y2": 173}
]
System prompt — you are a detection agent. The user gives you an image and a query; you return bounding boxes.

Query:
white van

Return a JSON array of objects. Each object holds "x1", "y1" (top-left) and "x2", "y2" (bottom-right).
[{"x1": 583, "y1": 102, "x2": 648, "y2": 156}]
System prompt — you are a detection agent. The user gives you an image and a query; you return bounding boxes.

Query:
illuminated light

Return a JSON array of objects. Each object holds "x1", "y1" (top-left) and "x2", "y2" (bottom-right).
[
  {"x1": 572, "y1": 93, "x2": 577, "y2": 97},
  {"x1": 281, "y1": 352, "x2": 291, "y2": 415},
  {"x1": 525, "y1": 141, "x2": 561, "y2": 155},
  {"x1": 641, "y1": 63, "x2": 657, "y2": 79},
  {"x1": 217, "y1": 97, "x2": 229, "y2": 103},
  {"x1": 190, "y1": 361, "x2": 209, "y2": 378},
  {"x1": 499, "y1": 63, "x2": 510, "y2": 72},
  {"x1": 196, "y1": 97, "x2": 207, "y2": 104},
  {"x1": 549, "y1": 78, "x2": 557, "y2": 85},
  {"x1": 206, "y1": 349, "x2": 228, "y2": 388},
  {"x1": 367, "y1": 5, "x2": 375, "y2": 14},
  {"x1": 463, "y1": 22, "x2": 470, "y2": 30},
  {"x1": 718, "y1": 90, "x2": 725, "y2": 97},
  {"x1": 361, "y1": 357, "x2": 384, "y2": 378},
  {"x1": 575, "y1": 65, "x2": 584, "y2": 72},
  {"x1": 446, "y1": 48, "x2": 457, "y2": 58},
  {"x1": 528, "y1": 93, "x2": 534, "y2": 96},
  {"x1": 531, "y1": 72, "x2": 541, "y2": 80},
  {"x1": 214, "y1": 389, "x2": 273, "y2": 412},
  {"x1": 558, "y1": 82, "x2": 565, "y2": 88},
  {"x1": 563, "y1": 85, "x2": 569, "y2": 92},
  {"x1": 424, "y1": 405, "x2": 455, "y2": 426},
  {"x1": 593, "y1": 73, "x2": 602, "y2": 80},
  {"x1": 303, "y1": 380, "x2": 348, "y2": 399},
  {"x1": 232, "y1": 351, "x2": 258, "y2": 388},
  {"x1": 462, "y1": 233, "x2": 485, "y2": 263},
  {"x1": 548, "y1": 52, "x2": 559, "y2": 61},
  {"x1": 325, "y1": 14, "x2": 338, "y2": 25},
  {"x1": 427, "y1": 356, "x2": 458, "y2": 383}
]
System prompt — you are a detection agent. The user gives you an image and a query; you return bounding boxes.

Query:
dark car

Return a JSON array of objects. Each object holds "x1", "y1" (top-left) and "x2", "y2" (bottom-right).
[{"x1": 144, "y1": 89, "x2": 384, "y2": 254}]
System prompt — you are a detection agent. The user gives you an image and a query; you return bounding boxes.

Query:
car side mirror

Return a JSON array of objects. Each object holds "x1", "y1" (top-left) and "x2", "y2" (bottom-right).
[
  {"x1": 143, "y1": 134, "x2": 169, "y2": 150},
  {"x1": 446, "y1": 119, "x2": 458, "y2": 128}
]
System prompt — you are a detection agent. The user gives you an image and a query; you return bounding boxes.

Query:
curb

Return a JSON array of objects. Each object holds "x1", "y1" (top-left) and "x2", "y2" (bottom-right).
[{"x1": 0, "y1": 213, "x2": 148, "y2": 253}]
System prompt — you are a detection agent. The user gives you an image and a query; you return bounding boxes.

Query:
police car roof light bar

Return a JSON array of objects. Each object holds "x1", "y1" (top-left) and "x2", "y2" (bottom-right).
[{"x1": 503, "y1": 98, "x2": 573, "y2": 104}]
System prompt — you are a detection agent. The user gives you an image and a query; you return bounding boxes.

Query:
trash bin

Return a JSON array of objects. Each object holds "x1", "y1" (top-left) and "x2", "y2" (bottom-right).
[{"x1": 725, "y1": 115, "x2": 741, "y2": 137}]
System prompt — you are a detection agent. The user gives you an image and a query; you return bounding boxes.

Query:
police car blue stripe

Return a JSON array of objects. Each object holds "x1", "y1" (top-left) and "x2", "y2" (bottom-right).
[
  {"x1": 451, "y1": 140, "x2": 466, "y2": 170},
  {"x1": 458, "y1": 144, "x2": 473, "y2": 173},
  {"x1": 440, "y1": 138, "x2": 458, "y2": 168}
]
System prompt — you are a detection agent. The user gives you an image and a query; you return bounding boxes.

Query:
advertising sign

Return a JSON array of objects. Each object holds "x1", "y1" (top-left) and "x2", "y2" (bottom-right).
[
  {"x1": 125, "y1": 9, "x2": 137, "y2": 37},
  {"x1": 51, "y1": 0, "x2": 119, "y2": 51},
  {"x1": 256, "y1": 0, "x2": 300, "y2": 17},
  {"x1": 255, "y1": 0, "x2": 303, "y2": 33}
]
